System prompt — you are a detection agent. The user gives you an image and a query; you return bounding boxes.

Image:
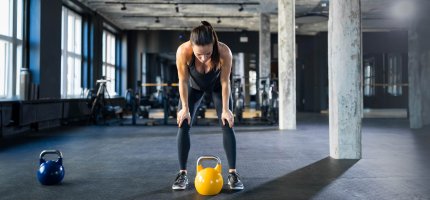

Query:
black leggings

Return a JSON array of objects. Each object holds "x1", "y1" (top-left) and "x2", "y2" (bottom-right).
[{"x1": 177, "y1": 86, "x2": 236, "y2": 170}]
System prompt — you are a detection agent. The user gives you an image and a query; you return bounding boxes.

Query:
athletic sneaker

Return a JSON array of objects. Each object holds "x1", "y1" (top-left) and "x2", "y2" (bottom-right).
[
  {"x1": 228, "y1": 171, "x2": 244, "y2": 190},
  {"x1": 172, "y1": 171, "x2": 188, "y2": 190}
]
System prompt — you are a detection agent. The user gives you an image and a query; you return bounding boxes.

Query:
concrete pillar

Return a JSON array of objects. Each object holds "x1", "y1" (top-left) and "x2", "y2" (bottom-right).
[
  {"x1": 278, "y1": 0, "x2": 296, "y2": 130},
  {"x1": 259, "y1": 13, "x2": 271, "y2": 81},
  {"x1": 328, "y1": 0, "x2": 362, "y2": 159},
  {"x1": 420, "y1": 50, "x2": 430, "y2": 126},
  {"x1": 408, "y1": 22, "x2": 423, "y2": 129}
]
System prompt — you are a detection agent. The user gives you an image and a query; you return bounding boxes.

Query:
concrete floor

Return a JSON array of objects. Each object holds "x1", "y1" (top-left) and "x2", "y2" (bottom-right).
[{"x1": 0, "y1": 113, "x2": 429, "y2": 200}]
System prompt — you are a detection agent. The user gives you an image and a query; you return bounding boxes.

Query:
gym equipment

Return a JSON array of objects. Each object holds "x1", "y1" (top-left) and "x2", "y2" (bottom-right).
[
  {"x1": 125, "y1": 83, "x2": 149, "y2": 125},
  {"x1": 37, "y1": 150, "x2": 65, "y2": 185},
  {"x1": 233, "y1": 79, "x2": 244, "y2": 122},
  {"x1": 269, "y1": 80, "x2": 279, "y2": 123},
  {"x1": 195, "y1": 155, "x2": 223, "y2": 196},
  {"x1": 88, "y1": 77, "x2": 123, "y2": 125},
  {"x1": 123, "y1": 82, "x2": 179, "y2": 126},
  {"x1": 260, "y1": 80, "x2": 270, "y2": 119}
]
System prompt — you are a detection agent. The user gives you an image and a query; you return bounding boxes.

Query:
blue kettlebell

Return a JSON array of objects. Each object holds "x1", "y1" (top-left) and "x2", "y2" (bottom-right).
[{"x1": 37, "y1": 150, "x2": 65, "y2": 185}]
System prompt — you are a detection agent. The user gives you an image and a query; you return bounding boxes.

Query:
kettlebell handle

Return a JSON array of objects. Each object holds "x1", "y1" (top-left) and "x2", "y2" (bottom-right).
[
  {"x1": 39, "y1": 150, "x2": 63, "y2": 159},
  {"x1": 196, "y1": 155, "x2": 221, "y2": 166}
]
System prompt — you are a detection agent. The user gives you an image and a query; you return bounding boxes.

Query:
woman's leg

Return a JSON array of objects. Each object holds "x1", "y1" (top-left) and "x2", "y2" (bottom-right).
[
  {"x1": 211, "y1": 90, "x2": 236, "y2": 169},
  {"x1": 211, "y1": 90, "x2": 244, "y2": 190},
  {"x1": 177, "y1": 87, "x2": 205, "y2": 170}
]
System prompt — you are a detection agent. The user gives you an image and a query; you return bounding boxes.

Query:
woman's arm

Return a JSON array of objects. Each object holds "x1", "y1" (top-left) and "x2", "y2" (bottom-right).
[
  {"x1": 219, "y1": 43, "x2": 234, "y2": 127},
  {"x1": 176, "y1": 43, "x2": 191, "y2": 127}
]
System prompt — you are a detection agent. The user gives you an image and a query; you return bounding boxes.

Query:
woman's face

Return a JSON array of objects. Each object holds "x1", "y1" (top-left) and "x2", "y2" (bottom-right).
[{"x1": 192, "y1": 44, "x2": 213, "y2": 64}]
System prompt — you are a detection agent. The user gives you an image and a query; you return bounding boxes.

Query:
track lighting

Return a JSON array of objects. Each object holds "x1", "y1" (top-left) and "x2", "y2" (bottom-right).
[
  {"x1": 238, "y1": 4, "x2": 244, "y2": 12},
  {"x1": 217, "y1": 17, "x2": 221, "y2": 24},
  {"x1": 155, "y1": 17, "x2": 160, "y2": 23},
  {"x1": 121, "y1": 3, "x2": 127, "y2": 11}
]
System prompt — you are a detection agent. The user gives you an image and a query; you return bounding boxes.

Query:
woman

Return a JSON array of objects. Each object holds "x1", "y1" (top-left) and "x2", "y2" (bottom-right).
[{"x1": 172, "y1": 21, "x2": 244, "y2": 191}]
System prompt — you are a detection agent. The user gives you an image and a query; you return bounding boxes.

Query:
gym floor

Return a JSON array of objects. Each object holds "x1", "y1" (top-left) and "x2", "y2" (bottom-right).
[{"x1": 0, "y1": 113, "x2": 429, "y2": 200}]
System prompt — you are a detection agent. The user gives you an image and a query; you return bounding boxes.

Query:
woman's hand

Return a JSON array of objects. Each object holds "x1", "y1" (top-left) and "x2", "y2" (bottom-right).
[
  {"x1": 177, "y1": 108, "x2": 191, "y2": 127},
  {"x1": 221, "y1": 110, "x2": 234, "y2": 128}
]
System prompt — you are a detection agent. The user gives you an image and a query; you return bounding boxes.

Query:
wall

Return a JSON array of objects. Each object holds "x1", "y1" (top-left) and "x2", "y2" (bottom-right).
[
  {"x1": 29, "y1": 0, "x2": 62, "y2": 99},
  {"x1": 271, "y1": 31, "x2": 408, "y2": 112},
  {"x1": 125, "y1": 29, "x2": 410, "y2": 113},
  {"x1": 127, "y1": 30, "x2": 260, "y2": 54},
  {"x1": 2, "y1": 0, "x2": 125, "y2": 136},
  {"x1": 272, "y1": 33, "x2": 328, "y2": 112},
  {"x1": 125, "y1": 30, "x2": 261, "y2": 93}
]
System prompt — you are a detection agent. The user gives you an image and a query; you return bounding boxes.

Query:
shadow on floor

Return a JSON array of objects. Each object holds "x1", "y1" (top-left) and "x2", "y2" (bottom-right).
[
  {"x1": 235, "y1": 157, "x2": 358, "y2": 200},
  {"x1": 132, "y1": 157, "x2": 358, "y2": 200}
]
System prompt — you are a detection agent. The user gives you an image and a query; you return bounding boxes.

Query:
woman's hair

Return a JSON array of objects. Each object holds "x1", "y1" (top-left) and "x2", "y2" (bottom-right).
[{"x1": 190, "y1": 21, "x2": 220, "y2": 69}]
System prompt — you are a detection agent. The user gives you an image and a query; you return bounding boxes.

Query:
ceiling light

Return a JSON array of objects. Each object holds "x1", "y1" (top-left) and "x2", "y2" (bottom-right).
[
  {"x1": 175, "y1": 4, "x2": 179, "y2": 13},
  {"x1": 391, "y1": 1, "x2": 416, "y2": 21},
  {"x1": 121, "y1": 3, "x2": 127, "y2": 11},
  {"x1": 217, "y1": 17, "x2": 221, "y2": 24},
  {"x1": 240, "y1": 30, "x2": 248, "y2": 43},
  {"x1": 238, "y1": 4, "x2": 244, "y2": 12},
  {"x1": 155, "y1": 17, "x2": 160, "y2": 23}
]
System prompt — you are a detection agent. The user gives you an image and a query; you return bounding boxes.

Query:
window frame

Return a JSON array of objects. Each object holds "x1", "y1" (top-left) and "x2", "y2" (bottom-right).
[
  {"x1": 363, "y1": 58, "x2": 376, "y2": 97},
  {"x1": 102, "y1": 29, "x2": 117, "y2": 96},
  {"x1": 386, "y1": 53, "x2": 403, "y2": 96},
  {"x1": 0, "y1": 0, "x2": 23, "y2": 99},
  {"x1": 61, "y1": 6, "x2": 83, "y2": 98}
]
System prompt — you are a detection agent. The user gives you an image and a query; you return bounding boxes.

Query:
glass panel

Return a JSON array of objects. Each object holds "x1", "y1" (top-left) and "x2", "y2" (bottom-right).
[
  {"x1": 61, "y1": 8, "x2": 64, "y2": 51},
  {"x1": 105, "y1": 33, "x2": 109, "y2": 64},
  {"x1": 67, "y1": 56, "x2": 74, "y2": 96},
  {"x1": 363, "y1": 58, "x2": 375, "y2": 97},
  {"x1": 75, "y1": 16, "x2": 81, "y2": 54},
  {"x1": 102, "y1": 31, "x2": 116, "y2": 95},
  {"x1": 387, "y1": 54, "x2": 402, "y2": 96},
  {"x1": 0, "y1": 41, "x2": 7, "y2": 97},
  {"x1": 15, "y1": 45, "x2": 22, "y2": 96},
  {"x1": 102, "y1": 32, "x2": 106, "y2": 63},
  {"x1": 110, "y1": 34, "x2": 115, "y2": 65},
  {"x1": 17, "y1": 0, "x2": 23, "y2": 40},
  {"x1": 61, "y1": 7, "x2": 66, "y2": 97},
  {"x1": 61, "y1": 53, "x2": 64, "y2": 96},
  {"x1": 0, "y1": 0, "x2": 11, "y2": 36},
  {"x1": 74, "y1": 57, "x2": 81, "y2": 96},
  {"x1": 108, "y1": 65, "x2": 116, "y2": 95},
  {"x1": 107, "y1": 32, "x2": 111, "y2": 64},
  {"x1": 106, "y1": 33, "x2": 110, "y2": 64},
  {"x1": 67, "y1": 14, "x2": 74, "y2": 52},
  {"x1": 102, "y1": 64, "x2": 106, "y2": 77},
  {"x1": 0, "y1": 41, "x2": 12, "y2": 97}
]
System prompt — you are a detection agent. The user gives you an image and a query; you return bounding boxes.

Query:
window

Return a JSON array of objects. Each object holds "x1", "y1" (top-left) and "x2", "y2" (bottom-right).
[
  {"x1": 0, "y1": 0, "x2": 23, "y2": 98},
  {"x1": 102, "y1": 30, "x2": 116, "y2": 96},
  {"x1": 363, "y1": 58, "x2": 376, "y2": 97},
  {"x1": 387, "y1": 54, "x2": 403, "y2": 96},
  {"x1": 249, "y1": 70, "x2": 257, "y2": 96},
  {"x1": 61, "y1": 7, "x2": 82, "y2": 98},
  {"x1": 141, "y1": 53, "x2": 146, "y2": 95}
]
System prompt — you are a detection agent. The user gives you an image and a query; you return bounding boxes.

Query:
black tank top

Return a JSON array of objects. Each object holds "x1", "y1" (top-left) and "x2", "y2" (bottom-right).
[{"x1": 188, "y1": 54, "x2": 221, "y2": 91}]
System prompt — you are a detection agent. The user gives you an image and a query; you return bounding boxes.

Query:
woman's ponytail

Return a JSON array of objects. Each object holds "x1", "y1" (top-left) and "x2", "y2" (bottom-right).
[{"x1": 190, "y1": 21, "x2": 221, "y2": 70}]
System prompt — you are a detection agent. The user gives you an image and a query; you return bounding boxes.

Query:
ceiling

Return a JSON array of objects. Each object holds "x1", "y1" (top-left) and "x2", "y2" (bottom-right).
[{"x1": 77, "y1": 0, "x2": 419, "y2": 35}]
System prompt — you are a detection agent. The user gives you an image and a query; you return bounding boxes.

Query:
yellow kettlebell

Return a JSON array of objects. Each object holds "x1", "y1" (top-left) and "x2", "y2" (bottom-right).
[{"x1": 195, "y1": 155, "x2": 223, "y2": 195}]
